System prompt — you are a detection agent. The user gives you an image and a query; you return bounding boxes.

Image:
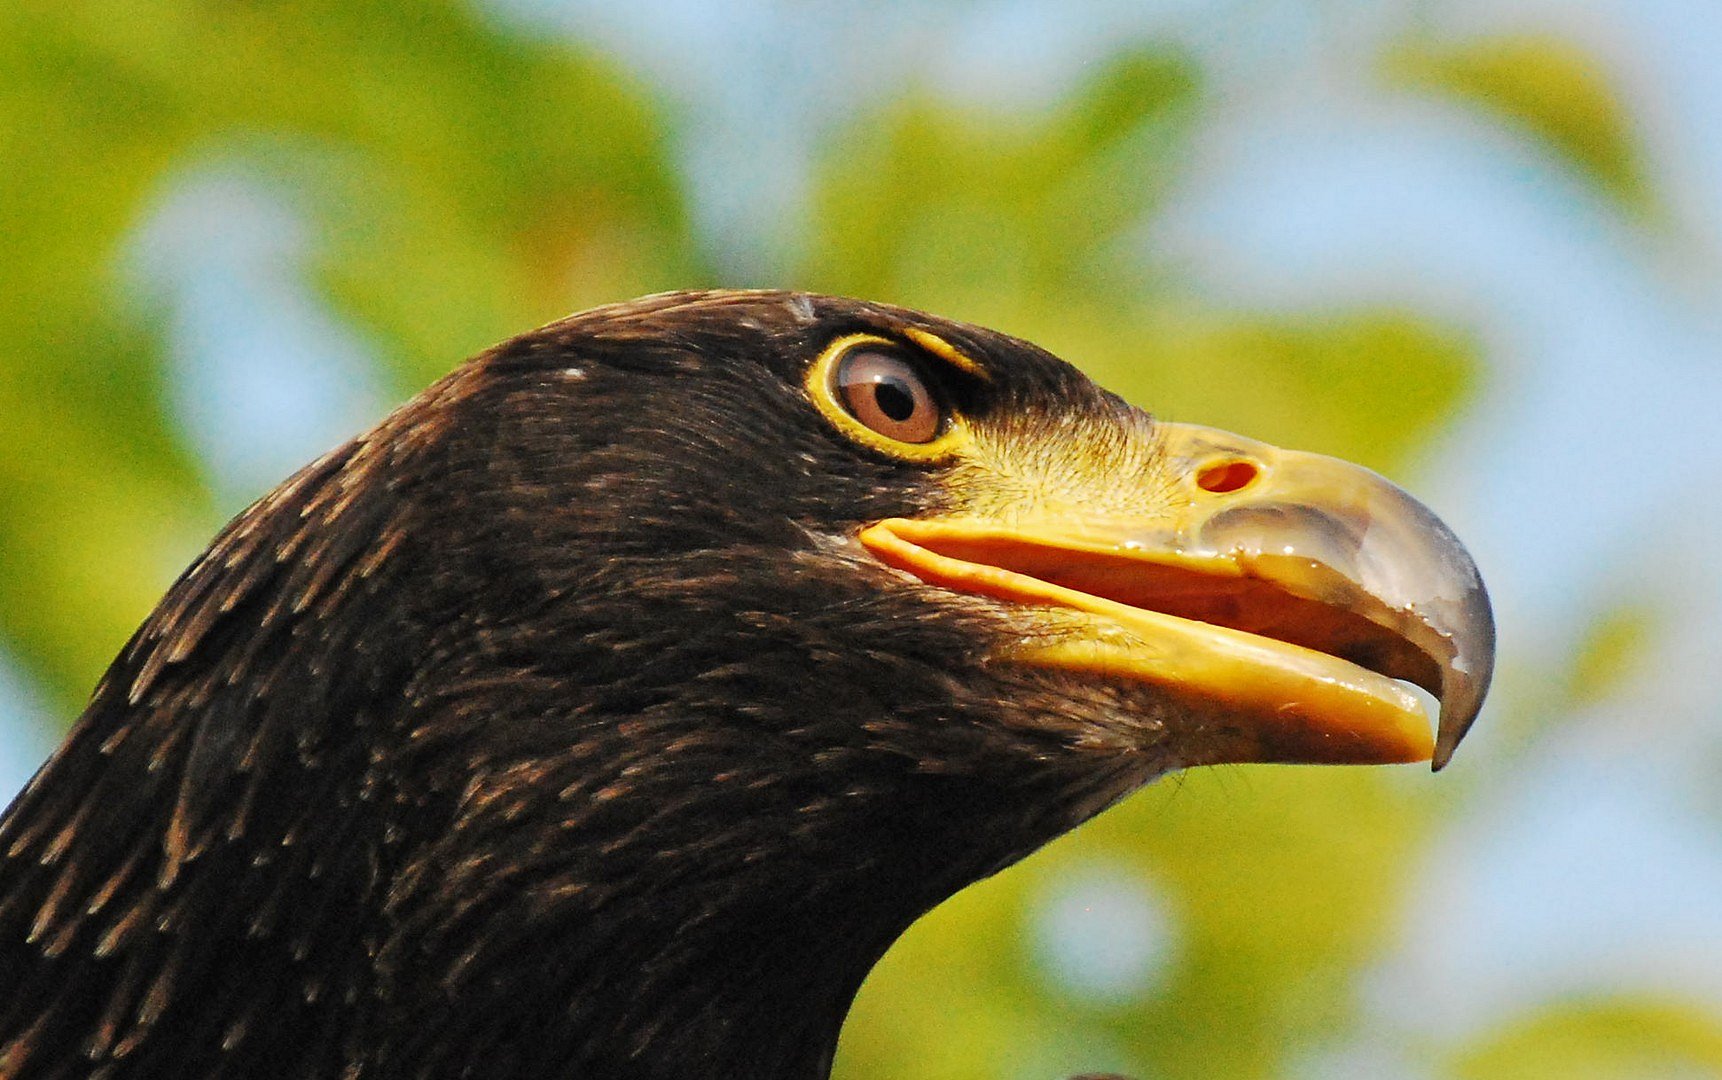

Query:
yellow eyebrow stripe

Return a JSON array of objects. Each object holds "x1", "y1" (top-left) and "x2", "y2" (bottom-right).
[{"x1": 903, "y1": 328, "x2": 990, "y2": 381}]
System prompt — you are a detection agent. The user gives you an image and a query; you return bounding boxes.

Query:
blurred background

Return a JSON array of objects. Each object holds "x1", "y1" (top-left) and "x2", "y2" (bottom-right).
[{"x1": 4, "y1": 0, "x2": 1720, "y2": 1076}]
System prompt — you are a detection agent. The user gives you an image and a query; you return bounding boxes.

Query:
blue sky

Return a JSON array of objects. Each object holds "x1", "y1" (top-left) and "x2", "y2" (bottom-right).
[
  {"x1": 1142, "y1": 0, "x2": 1722, "y2": 1046},
  {"x1": 4, "y1": 0, "x2": 1720, "y2": 1062}
]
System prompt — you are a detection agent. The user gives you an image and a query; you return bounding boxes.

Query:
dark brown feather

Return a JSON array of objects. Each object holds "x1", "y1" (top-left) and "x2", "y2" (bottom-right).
[{"x1": 0, "y1": 292, "x2": 1167, "y2": 1079}]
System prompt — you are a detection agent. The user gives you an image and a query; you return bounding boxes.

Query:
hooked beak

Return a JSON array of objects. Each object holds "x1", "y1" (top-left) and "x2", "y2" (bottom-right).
[{"x1": 861, "y1": 422, "x2": 1494, "y2": 770}]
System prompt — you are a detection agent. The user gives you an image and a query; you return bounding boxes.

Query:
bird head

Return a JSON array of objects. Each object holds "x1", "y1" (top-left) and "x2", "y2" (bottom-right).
[
  {"x1": 0, "y1": 290, "x2": 1493, "y2": 1079},
  {"x1": 466, "y1": 289, "x2": 1490, "y2": 788}
]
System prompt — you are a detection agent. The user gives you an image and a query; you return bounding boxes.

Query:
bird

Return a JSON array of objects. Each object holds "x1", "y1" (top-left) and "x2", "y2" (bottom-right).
[{"x1": 0, "y1": 290, "x2": 1493, "y2": 1080}]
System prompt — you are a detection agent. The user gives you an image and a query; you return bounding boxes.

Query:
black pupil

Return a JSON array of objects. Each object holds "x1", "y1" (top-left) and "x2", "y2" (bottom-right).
[{"x1": 874, "y1": 378, "x2": 917, "y2": 422}]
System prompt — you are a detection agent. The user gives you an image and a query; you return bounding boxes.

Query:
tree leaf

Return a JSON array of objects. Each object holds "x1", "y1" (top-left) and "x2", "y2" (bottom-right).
[
  {"x1": 1385, "y1": 33, "x2": 1656, "y2": 218},
  {"x1": 1449, "y1": 996, "x2": 1722, "y2": 1078}
]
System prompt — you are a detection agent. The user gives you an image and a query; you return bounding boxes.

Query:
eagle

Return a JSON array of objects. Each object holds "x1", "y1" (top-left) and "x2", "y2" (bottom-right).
[{"x1": 0, "y1": 291, "x2": 1492, "y2": 1079}]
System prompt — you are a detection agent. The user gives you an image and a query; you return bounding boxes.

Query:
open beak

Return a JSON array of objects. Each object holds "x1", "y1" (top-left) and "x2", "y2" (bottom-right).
[{"x1": 860, "y1": 422, "x2": 1494, "y2": 770}]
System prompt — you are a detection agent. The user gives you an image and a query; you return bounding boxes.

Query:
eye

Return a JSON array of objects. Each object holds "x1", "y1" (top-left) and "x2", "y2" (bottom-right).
[{"x1": 834, "y1": 349, "x2": 943, "y2": 444}]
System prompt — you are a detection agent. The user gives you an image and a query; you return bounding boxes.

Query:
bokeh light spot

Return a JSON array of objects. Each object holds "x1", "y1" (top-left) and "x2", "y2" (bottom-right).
[{"x1": 1030, "y1": 860, "x2": 1176, "y2": 1006}]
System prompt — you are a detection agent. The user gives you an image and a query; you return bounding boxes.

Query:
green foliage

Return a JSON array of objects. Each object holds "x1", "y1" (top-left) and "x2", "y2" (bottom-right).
[
  {"x1": 1030, "y1": 307, "x2": 1475, "y2": 473},
  {"x1": 801, "y1": 51, "x2": 1200, "y2": 315},
  {"x1": 803, "y1": 48, "x2": 1474, "y2": 1080},
  {"x1": 842, "y1": 768, "x2": 1433, "y2": 1080},
  {"x1": 1448, "y1": 997, "x2": 1722, "y2": 1078},
  {"x1": 801, "y1": 47, "x2": 1474, "y2": 477},
  {"x1": 1385, "y1": 33, "x2": 1657, "y2": 218},
  {"x1": 0, "y1": 4, "x2": 1695, "y2": 1078},
  {"x1": 1481, "y1": 597, "x2": 1663, "y2": 770},
  {"x1": 1561, "y1": 601, "x2": 1659, "y2": 710},
  {"x1": 0, "y1": 0, "x2": 698, "y2": 708}
]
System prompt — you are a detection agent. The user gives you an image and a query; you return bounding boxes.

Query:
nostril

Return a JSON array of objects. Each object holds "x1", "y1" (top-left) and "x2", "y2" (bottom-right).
[{"x1": 1196, "y1": 459, "x2": 1259, "y2": 494}]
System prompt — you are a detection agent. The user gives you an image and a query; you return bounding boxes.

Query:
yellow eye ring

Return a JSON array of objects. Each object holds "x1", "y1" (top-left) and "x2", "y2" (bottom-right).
[{"x1": 806, "y1": 334, "x2": 972, "y2": 462}]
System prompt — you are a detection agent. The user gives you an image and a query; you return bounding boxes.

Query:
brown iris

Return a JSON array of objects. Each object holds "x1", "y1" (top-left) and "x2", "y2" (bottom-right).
[{"x1": 834, "y1": 350, "x2": 942, "y2": 444}]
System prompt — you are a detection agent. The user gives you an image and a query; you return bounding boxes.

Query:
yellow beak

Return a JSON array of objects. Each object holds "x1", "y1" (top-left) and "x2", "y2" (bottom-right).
[{"x1": 860, "y1": 422, "x2": 1494, "y2": 770}]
